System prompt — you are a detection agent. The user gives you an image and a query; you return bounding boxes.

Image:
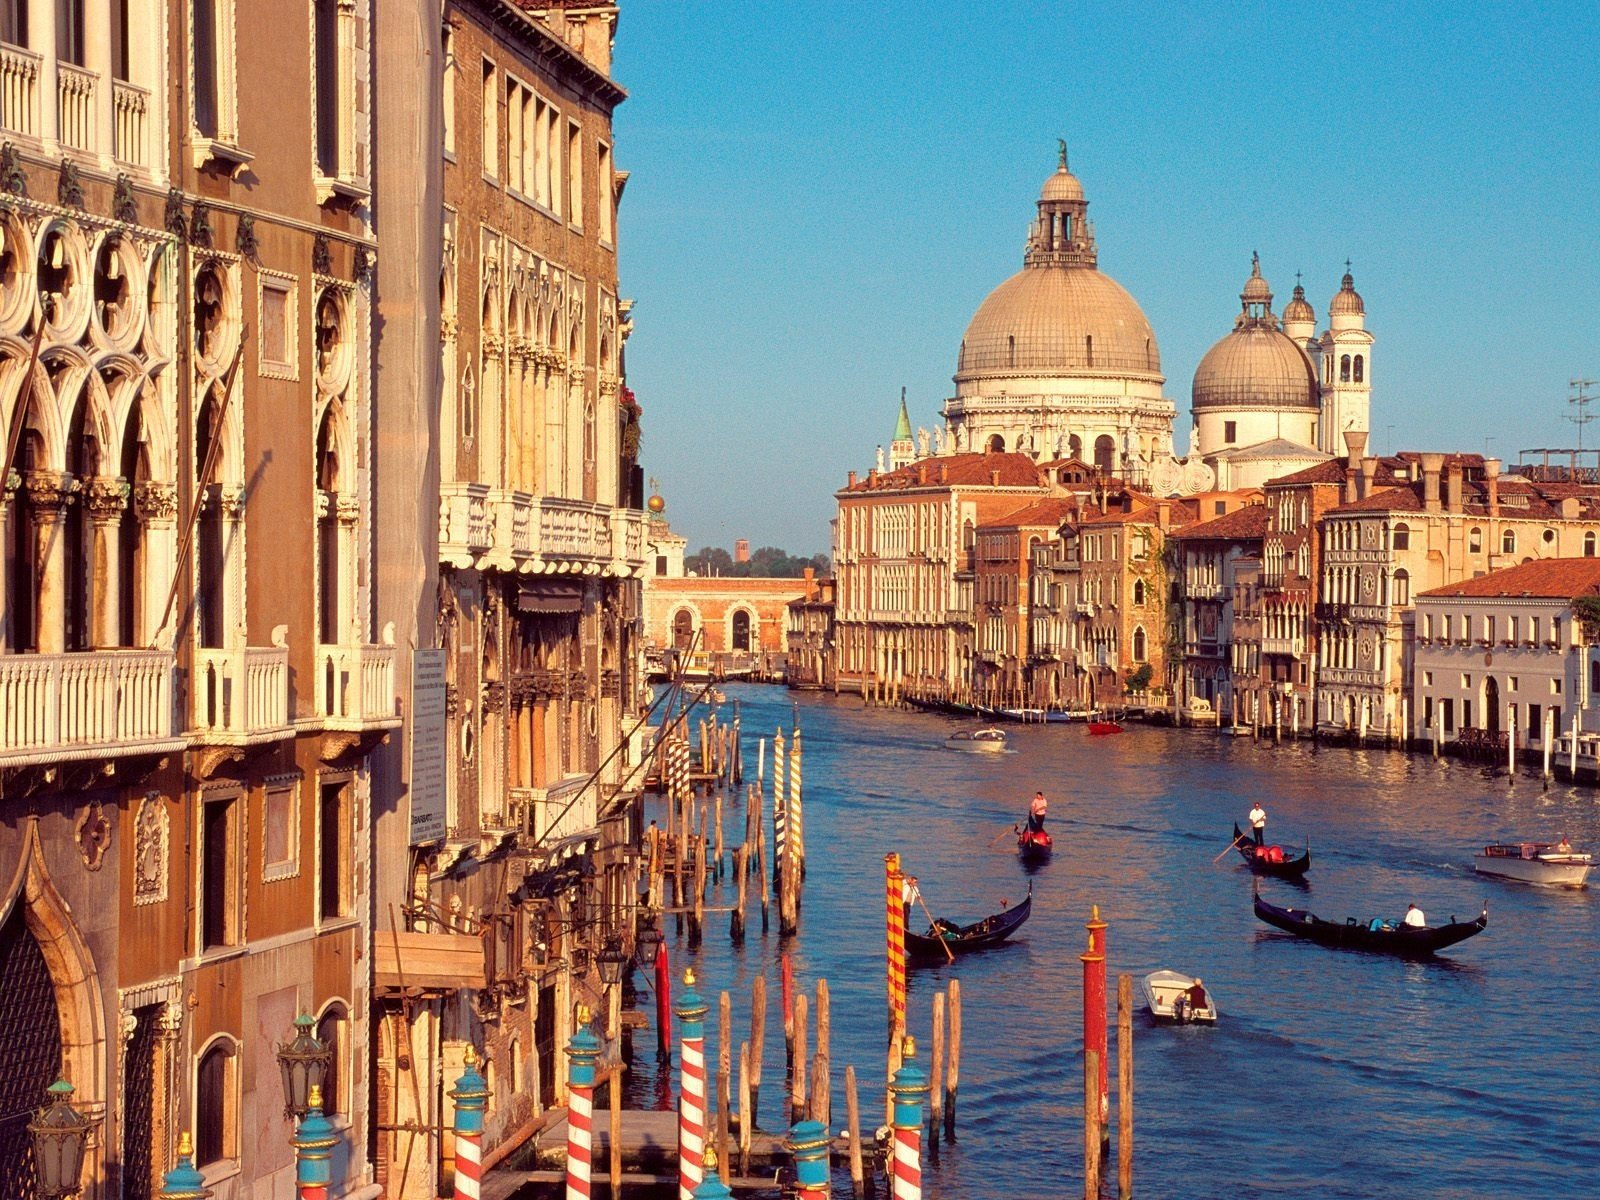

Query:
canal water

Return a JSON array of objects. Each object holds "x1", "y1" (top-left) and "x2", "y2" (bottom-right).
[{"x1": 635, "y1": 684, "x2": 1600, "y2": 1199}]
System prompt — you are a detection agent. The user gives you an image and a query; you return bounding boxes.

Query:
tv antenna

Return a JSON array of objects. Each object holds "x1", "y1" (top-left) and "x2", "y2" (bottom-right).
[{"x1": 1569, "y1": 378, "x2": 1598, "y2": 451}]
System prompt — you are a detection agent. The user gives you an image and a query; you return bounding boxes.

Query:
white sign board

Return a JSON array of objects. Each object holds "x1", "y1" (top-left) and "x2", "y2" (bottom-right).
[{"x1": 409, "y1": 649, "x2": 448, "y2": 846}]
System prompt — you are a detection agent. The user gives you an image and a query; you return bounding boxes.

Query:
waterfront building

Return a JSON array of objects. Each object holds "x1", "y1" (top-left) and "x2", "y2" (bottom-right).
[
  {"x1": 942, "y1": 148, "x2": 1179, "y2": 485},
  {"x1": 374, "y1": 4, "x2": 647, "y2": 1196},
  {"x1": 1171, "y1": 504, "x2": 1270, "y2": 724},
  {"x1": 1411, "y1": 558, "x2": 1600, "y2": 756},
  {"x1": 831, "y1": 451, "x2": 1056, "y2": 702},
  {"x1": 644, "y1": 574, "x2": 801, "y2": 679},
  {"x1": 0, "y1": 2, "x2": 393, "y2": 1196},
  {"x1": 1318, "y1": 451, "x2": 1600, "y2": 739},
  {"x1": 786, "y1": 572, "x2": 836, "y2": 690},
  {"x1": 972, "y1": 497, "x2": 1079, "y2": 706}
]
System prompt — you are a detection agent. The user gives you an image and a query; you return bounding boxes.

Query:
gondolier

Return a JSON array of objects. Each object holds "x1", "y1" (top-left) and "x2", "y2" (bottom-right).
[
  {"x1": 1248, "y1": 803, "x2": 1267, "y2": 846},
  {"x1": 902, "y1": 874, "x2": 921, "y2": 929},
  {"x1": 1026, "y1": 791, "x2": 1047, "y2": 833}
]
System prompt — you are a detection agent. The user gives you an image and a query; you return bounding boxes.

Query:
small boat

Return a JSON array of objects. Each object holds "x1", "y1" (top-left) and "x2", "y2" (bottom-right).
[
  {"x1": 1231, "y1": 823, "x2": 1312, "y2": 879},
  {"x1": 1474, "y1": 841, "x2": 1592, "y2": 888},
  {"x1": 1140, "y1": 970, "x2": 1218, "y2": 1024},
  {"x1": 997, "y1": 706, "x2": 1049, "y2": 723},
  {"x1": 1017, "y1": 826, "x2": 1053, "y2": 861},
  {"x1": 906, "y1": 885, "x2": 1033, "y2": 960},
  {"x1": 1088, "y1": 720, "x2": 1124, "y2": 736},
  {"x1": 946, "y1": 727, "x2": 1007, "y2": 752},
  {"x1": 1253, "y1": 894, "x2": 1488, "y2": 957}
]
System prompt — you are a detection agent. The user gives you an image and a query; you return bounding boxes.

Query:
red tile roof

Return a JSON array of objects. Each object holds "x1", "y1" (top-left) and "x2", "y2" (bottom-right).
[
  {"x1": 1171, "y1": 503, "x2": 1269, "y2": 540},
  {"x1": 980, "y1": 497, "x2": 1080, "y2": 529},
  {"x1": 1418, "y1": 558, "x2": 1600, "y2": 599},
  {"x1": 841, "y1": 452, "x2": 1045, "y2": 492}
]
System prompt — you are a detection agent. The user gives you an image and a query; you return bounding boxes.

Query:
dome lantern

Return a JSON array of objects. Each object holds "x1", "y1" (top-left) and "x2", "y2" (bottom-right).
[{"x1": 1026, "y1": 140, "x2": 1095, "y2": 269}]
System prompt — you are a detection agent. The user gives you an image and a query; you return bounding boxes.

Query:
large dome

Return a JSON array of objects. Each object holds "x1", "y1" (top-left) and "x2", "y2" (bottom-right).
[
  {"x1": 1193, "y1": 325, "x2": 1318, "y2": 410},
  {"x1": 957, "y1": 267, "x2": 1161, "y2": 381}
]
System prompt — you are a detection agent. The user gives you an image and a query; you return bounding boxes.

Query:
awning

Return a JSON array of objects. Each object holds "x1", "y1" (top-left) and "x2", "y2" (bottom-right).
[
  {"x1": 518, "y1": 581, "x2": 585, "y2": 613},
  {"x1": 374, "y1": 929, "x2": 485, "y2": 994}
]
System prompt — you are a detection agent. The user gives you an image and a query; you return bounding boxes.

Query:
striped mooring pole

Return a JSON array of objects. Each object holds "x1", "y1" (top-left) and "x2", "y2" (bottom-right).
[
  {"x1": 889, "y1": 1035, "x2": 929, "y2": 1200},
  {"x1": 450, "y1": 1047, "x2": 491, "y2": 1200},
  {"x1": 291, "y1": 1086, "x2": 339, "y2": 1200},
  {"x1": 566, "y1": 1005, "x2": 602, "y2": 1200},
  {"x1": 885, "y1": 852, "x2": 907, "y2": 1032},
  {"x1": 788, "y1": 727, "x2": 804, "y2": 871},
  {"x1": 676, "y1": 968, "x2": 711, "y2": 1200},
  {"x1": 788, "y1": 1119, "x2": 831, "y2": 1200},
  {"x1": 1084, "y1": 906, "x2": 1109, "y2": 1129}
]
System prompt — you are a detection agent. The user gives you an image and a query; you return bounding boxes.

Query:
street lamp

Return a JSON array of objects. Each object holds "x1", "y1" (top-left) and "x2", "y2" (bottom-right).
[
  {"x1": 277, "y1": 1014, "x2": 332, "y2": 1119},
  {"x1": 156, "y1": 1132, "x2": 212, "y2": 1199},
  {"x1": 28, "y1": 1079, "x2": 96, "y2": 1199},
  {"x1": 634, "y1": 921, "x2": 663, "y2": 969},
  {"x1": 597, "y1": 936, "x2": 628, "y2": 987}
]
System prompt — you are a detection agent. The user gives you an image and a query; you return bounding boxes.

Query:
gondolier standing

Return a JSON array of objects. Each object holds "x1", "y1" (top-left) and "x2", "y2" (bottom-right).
[
  {"x1": 902, "y1": 874, "x2": 921, "y2": 929},
  {"x1": 1027, "y1": 791, "x2": 1048, "y2": 833},
  {"x1": 1248, "y1": 803, "x2": 1267, "y2": 847}
]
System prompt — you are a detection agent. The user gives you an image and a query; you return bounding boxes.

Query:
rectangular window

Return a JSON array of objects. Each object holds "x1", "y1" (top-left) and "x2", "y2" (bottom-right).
[
  {"x1": 567, "y1": 119, "x2": 582, "y2": 226},
  {"x1": 597, "y1": 139, "x2": 614, "y2": 244},
  {"x1": 314, "y1": 0, "x2": 339, "y2": 175},
  {"x1": 1509, "y1": 676, "x2": 1518, "y2": 691},
  {"x1": 1224, "y1": 420, "x2": 1237, "y2": 444},
  {"x1": 1, "y1": 1, "x2": 26, "y2": 46},
  {"x1": 258, "y1": 273, "x2": 296, "y2": 378},
  {"x1": 1553, "y1": 678, "x2": 1563, "y2": 695},
  {"x1": 506, "y1": 79, "x2": 524, "y2": 192},
  {"x1": 1423, "y1": 696, "x2": 1433, "y2": 730},
  {"x1": 1529, "y1": 703, "x2": 1542, "y2": 740},
  {"x1": 58, "y1": 0, "x2": 85, "y2": 65},
  {"x1": 113, "y1": 0, "x2": 130, "y2": 79},
  {"x1": 201, "y1": 795, "x2": 240, "y2": 950},
  {"x1": 193, "y1": 0, "x2": 219, "y2": 137},
  {"x1": 1463, "y1": 699, "x2": 1472, "y2": 728},
  {"x1": 263, "y1": 779, "x2": 298, "y2": 880},
  {"x1": 534, "y1": 96, "x2": 550, "y2": 208},
  {"x1": 1423, "y1": 671, "x2": 1433, "y2": 686},
  {"x1": 1551, "y1": 705, "x2": 1562, "y2": 733},
  {"x1": 481, "y1": 58, "x2": 497, "y2": 179},
  {"x1": 319, "y1": 779, "x2": 351, "y2": 922},
  {"x1": 442, "y1": 25, "x2": 456, "y2": 156},
  {"x1": 1442, "y1": 698, "x2": 1455, "y2": 733},
  {"x1": 1462, "y1": 673, "x2": 1472, "y2": 689},
  {"x1": 1443, "y1": 614, "x2": 1453, "y2": 641}
]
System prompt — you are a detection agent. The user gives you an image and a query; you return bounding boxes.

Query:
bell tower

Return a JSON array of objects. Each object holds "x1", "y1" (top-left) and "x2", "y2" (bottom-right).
[
  {"x1": 889, "y1": 388, "x2": 915, "y2": 469},
  {"x1": 1317, "y1": 264, "x2": 1374, "y2": 454}
]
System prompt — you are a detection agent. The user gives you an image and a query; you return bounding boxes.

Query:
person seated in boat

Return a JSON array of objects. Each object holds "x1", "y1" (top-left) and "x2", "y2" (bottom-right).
[
  {"x1": 1556, "y1": 835, "x2": 1573, "y2": 854},
  {"x1": 1186, "y1": 979, "x2": 1208, "y2": 1013},
  {"x1": 1026, "y1": 791, "x2": 1048, "y2": 833},
  {"x1": 1403, "y1": 903, "x2": 1426, "y2": 928}
]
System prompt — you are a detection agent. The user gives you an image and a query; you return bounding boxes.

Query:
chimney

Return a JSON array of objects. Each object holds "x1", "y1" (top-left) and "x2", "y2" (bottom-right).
[
  {"x1": 1560, "y1": 496, "x2": 1581, "y2": 520},
  {"x1": 1419, "y1": 452, "x2": 1444, "y2": 513},
  {"x1": 1485, "y1": 457, "x2": 1501, "y2": 518},
  {"x1": 868, "y1": 468, "x2": 878, "y2": 485},
  {"x1": 1360, "y1": 456, "x2": 1378, "y2": 501},
  {"x1": 1444, "y1": 460, "x2": 1463, "y2": 514},
  {"x1": 938, "y1": 462, "x2": 948, "y2": 484},
  {"x1": 803, "y1": 565, "x2": 816, "y2": 600},
  {"x1": 918, "y1": 462, "x2": 930, "y2": 485},
  {"x1": 1122, "y1": 493, "x2": 1134, "y2": 514},
  {"x1": 848, "y1": 470, "x2": 858, "y2": 488},
  {"x1": 1342, "y1": 430, "x2": 1369, "y2": 462},
  {"x1": 1157, "y1": 501, "x2": 1171, "y2": 531},
  {"x1": 991, "y1": 469, "x2": 1001, "y2": 486}
]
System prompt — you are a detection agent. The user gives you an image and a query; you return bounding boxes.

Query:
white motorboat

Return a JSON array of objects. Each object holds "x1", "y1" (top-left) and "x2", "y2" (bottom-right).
[
  {"x1": 945, "y1": 727, "x2": 1008, "y2": 753},
  {"x1": 1474, "y1": 841, "x2": 1592, "y2": 888},
  {"x1": 1140, "y1": 970, "x2": 1218, "y2": 1024}
]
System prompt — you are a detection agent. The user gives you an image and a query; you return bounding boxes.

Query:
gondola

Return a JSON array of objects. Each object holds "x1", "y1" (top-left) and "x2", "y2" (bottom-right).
[
  {"x1": 906, "y1": 885, "x2": 1033, "y2": 960},
  {"x1": 1017, "y1": 826, "x2": 1053, "y2": 862},
  {"x1": 1253, "y1": 893, "x2": 1488, "y2": 956},
  {"x1": 1231, "y1": 823, "x2": 1312, "y2": 879}
]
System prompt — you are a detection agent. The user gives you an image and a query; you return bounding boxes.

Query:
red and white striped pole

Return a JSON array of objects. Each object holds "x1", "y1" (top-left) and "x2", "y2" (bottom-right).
[
  {"x1": 1085, "y1": 905, "x2": 1109, "y2": 1131},
  {"x1": 675, "y1": 968, "x2": 710, "y2": 1200},
  {"x1": 449, "y1": 1047, "x2": 490, "y2": 1200},
  {"x1": 888, "y1": 1035, "x2": 928, "y2": 1200},
  {"x1": 566, "y1": 1005, "x2": 602, "y2": 1200}
]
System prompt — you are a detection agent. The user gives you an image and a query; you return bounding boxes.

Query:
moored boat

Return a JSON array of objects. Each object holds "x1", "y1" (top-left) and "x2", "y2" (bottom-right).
[
  {"x1": 1253, "y1": 894, "x2": 1488, "y2": 957},
  {"x1": 1017, "y1": 826, "x2": 1053, "y2": 861},
  {"x1": 1088, "y1": 720, "x2": 1124, "y2": 736},
  {"x1": 1232, "y1": 823, "x2": 1311, "y2": 879},
  {"x1": 1140, "y1": 970, "x2": 1218, "y2": 1024},
  {"x1": 1474, "y1": 841, "x2": 1592, "y2": 888},
  {"x1": 945, "y1": 727, "x2": 1008, "y2": 752},
  {"x1": 906, "y1": 885, "x2": 1033, "y2": 960}
]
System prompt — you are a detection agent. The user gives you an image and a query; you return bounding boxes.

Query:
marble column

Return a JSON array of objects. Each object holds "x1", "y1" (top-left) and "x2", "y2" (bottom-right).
[
  {"x1": 133, "y1": 481, "x2": 178, "y2": 646},
  {"x1": 25, "y1": 471, "x2": 75, "y2": 654},
  {"x1": 84, "y1": 476, "x2": 130, "y2": 647}
]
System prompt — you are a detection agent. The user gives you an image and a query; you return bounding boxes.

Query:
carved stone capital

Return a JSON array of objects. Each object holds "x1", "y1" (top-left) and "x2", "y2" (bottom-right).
[
  {"x1": 83, "y1": 477, "x2": 132, "y2": 521},
  {"x1": 217, "y1": 484, "x2": 246, "y2": 520},
  {"x1": 336, "y1": 495, "x2": 361, "y2": 526},
  {"x1": 24, "y1": 471, "x2": 77, "y2": 512},
  {"x1": 134, "y1": 481, "x2": 178, "y2": 523}
]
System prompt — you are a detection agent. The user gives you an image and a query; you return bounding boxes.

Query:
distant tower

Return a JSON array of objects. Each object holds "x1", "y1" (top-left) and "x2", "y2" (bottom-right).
[
  {"x1": 1316, "y1": 263, "x2": 1373, "y2": 454},
  {"x1": 889, "y1": 388, "x2": 915, "y2": 469},
  {"x1": 734, "y1": 538, "x2": 750, "y2": 564}
]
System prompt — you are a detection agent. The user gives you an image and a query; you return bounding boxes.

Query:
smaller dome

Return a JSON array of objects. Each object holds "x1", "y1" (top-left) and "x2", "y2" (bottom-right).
[
  {"x1": 1283, "y1": 282, "x2": 1315, "y2": 325},
  {"x1": 1330, "y1": 268, "x2": 1365, "y2": 316},
  {"x1": 1241, "y1": 253, "x2": 1271, "y2": 303},
  {"x1": 1192, "y1": 326, "x2": 1318, "y2": 411},
  {"x1": 1041, "y1": 167, "x2": 1084, "y2": 202}
]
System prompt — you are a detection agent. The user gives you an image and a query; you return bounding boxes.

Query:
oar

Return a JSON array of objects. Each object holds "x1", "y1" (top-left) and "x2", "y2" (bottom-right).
[
  {"x1": 915, "y1": 889, "x2": 956, "y2": 964},
  {"x1": 1212, "y1": 831, "x2": 1247, "y2": 864},
  {"x1": 987, "y1": 823, "x2": 1019, "y2": 847}
]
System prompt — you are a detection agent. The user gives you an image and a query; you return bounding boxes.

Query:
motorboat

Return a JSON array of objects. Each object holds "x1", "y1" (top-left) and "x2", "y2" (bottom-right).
[
  {"x1": 1088, "y1": 720, "x2": 1124, "y2": 736},
  {"x1": 946, "y1": 728, "x2": 1007, "y2": 752},
  {"x1": 1231, "y1": 823, "x2": 1311, "y2": 879},
  {"x1": 1141, "y1": 970, "x2": 1218, "y2": 1024},
  {"x1": 1253, "y1": 894, "x2": 1488, "y2": 957},
  {"x1": 906, "y1": 885, "x2": 1033, "y2": 961},
  {"x1": 1474, "y1": 841, "x2": 1592, "y2": 888}
]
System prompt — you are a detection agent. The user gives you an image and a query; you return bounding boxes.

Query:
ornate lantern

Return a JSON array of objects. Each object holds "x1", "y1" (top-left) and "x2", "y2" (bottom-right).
[
  {"x1": 29, "y1": 1079, "x2": 95, "y2": 1198},
  {"x1": 597, "y1": 936, "x2": 628, "y2": 986},
  {"x1": 156, "y1": 1132, "x2": 212, "y2": 1199},
  {"x1": 634, "y1": 920, "x2": 663, "y2": 969},
  {"x1": 276, "y1": 1014, "x2": 332, "y2": 1119}
]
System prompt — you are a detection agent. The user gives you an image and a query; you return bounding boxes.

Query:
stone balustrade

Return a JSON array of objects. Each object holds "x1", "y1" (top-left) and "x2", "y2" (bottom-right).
[
  {"x1": 0, "y1": 649, "x2": 181, "y2": 765},
  {"x1": 55, "y1": 61, "x2": 96, "y2": 152},
  {"x1": 316, "y1": 641, "x2": 400, "y2": 730},
  {"x1": 112, "y1": 79, "x2": 150, "y2": 167},
  {"x1": 0, "y1": 42, "x2": 40, "y2": 137},
  {"x1": 192, "y1": 645, "x2": 291, "y2": 741},
  {"x1": 1261, "y1": 636, "x2": 1304, "y2": 658},
  {"x1": 511, "y1": 777, "x2": 598, "y2": 845},
  {"x1": 439, "y1": 482, "x2": 648, "y2": 576}
]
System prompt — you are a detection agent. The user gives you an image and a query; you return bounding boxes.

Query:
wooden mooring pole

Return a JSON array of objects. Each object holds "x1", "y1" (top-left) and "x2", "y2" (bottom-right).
[
  {"x1": 749, "y1": 975, "x2": 766, "y2": 1128},
  {"x1": 1118, "y1": 973, "x2": 1133, "y2": 1200},
  {"x1": 845, "y1": 1064, "x2": 866, "y2": 1198},
  {"x1": 1084, "y1": 1049, "x2": 1102, "y2": 1200},
  {"x1": 945, "y1": 978, "x2": 961, "y2": 1141}
]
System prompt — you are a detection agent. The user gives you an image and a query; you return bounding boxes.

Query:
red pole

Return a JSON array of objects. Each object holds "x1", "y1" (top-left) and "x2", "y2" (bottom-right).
[
  {"x1": 781, "y1": 948, "x2": 794, "y2": 1033},
  {"x1": 656, "y1": 942, "x2": 673, "y2": 1063},
  {"x1": 1085, "y1": 906, "x2": 1108, "y2": 1129}
]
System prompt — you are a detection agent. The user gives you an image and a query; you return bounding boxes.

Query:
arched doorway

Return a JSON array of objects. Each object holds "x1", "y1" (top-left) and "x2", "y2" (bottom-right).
[
  {"x1": 1094, "y1": 435, "x2": 1115, "y2": 475},
  {"x1": 985, "y1": 434, "x2": 1005, "y2": 454},
  {"x1": 731, "y1": 609, "x2": 752, "y2": 652},
  {"x1": 1482, "y1": 676, "x2": 1500, "y2": 736},
  {"x1": 0, "y1": 900, "x2": 62, "y2": 1195},
  {"x1": 672, "y1": 609, "x2": 694, "y2": 651}
]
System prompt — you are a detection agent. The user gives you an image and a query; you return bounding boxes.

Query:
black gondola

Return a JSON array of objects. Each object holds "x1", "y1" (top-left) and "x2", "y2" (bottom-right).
[
  {"x1": 1232, "y1": 823, "x2": 1312, "y2": 878},
  {"x1": 1017, "y1": 826, "x2": 1053, "y2": 862},
  {"x1": 1253, "y1": 893, "x2": 1488, "y2": 957},
  {"x1": 907, "y1": 886, "x2": 1033, "y2": 960}
]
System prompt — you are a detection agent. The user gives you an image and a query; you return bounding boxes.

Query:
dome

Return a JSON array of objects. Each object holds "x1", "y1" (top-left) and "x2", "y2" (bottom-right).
[
  {"x1": 957, "y1": 267, "x2": 1161, "y2": 380},
  {"x1": 1041, "y1": 166, "x2": 1084, "y2": 202},
  {"x1": 1241, "y1": 253, "x2": 1271, "y2": 304},
  {"x1": 1283, "y1": 282, "x2": 1315, "y2": 325},
  {"x1": 1330, "y1": 269, "x2": 1364, "y2": 316},
  {"x1": 1192, "y1": 325, "x2": 1318, "y2": 411}
]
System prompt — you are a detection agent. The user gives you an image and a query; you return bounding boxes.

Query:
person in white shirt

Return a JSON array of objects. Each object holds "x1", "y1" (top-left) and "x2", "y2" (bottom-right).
[
  {"x1": 1248, "y1": 803, "x2": 1267, "y2": 846},
  {"x1": 1403, "y1": 903, "x2": 1426, "y2": 928}
]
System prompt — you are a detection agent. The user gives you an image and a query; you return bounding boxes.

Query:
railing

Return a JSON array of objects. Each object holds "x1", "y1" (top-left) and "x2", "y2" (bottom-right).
[
  {"x1": 56, "y1": 61, "x2": 96, "y2": 152},
  {"x1": 441, "y1": 485, "x2": 643, "y2": 574},
  {"x1": 0, "y1": 42, "x2": 40, "y2": 137},
  {"x1": 1261, "y1": 636, "x2": 1304, "y2": 658},
  {"x1": 539, "y1": 497, "x2": 609, "y2": 560},
  {"x1": 0, "y1": 649, "x2": 179, "y2": 764},
  {"x1": 512, "y1": 778, "x2": 598, "y2": 845},
  {"x1": 113, "y1": 79, "x2": 149, "y2": 167},
  {"x1": 316, "y1": 642, "x2": 400, "y2": 730},
  {"x1": 192, "y1": 646, "x2": 290, "y2": 740},
  {"x1": 1185, "y1": 581, "x2": 1226, "y2": 600}
]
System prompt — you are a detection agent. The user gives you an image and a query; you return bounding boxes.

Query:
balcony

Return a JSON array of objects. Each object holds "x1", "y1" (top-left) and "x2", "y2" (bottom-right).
[
  {"x1": 315, "y1": 641, "x2": 400, "y2": 731},
  {"x1": 1186, "y1": 582, "x2": 1226, "y2": 600},
  {"x1": 55, "y1": 61, "x2": 96, "y2": 152},
  {"x1": 0, "y1": 42, "x2": 40, "y2": 137},
  {"x1": 191, "y1": 646, "x2": 291, "y2": 744},
  {"x1": 440, "y1": 484, "x2": 647, "y2": 578},
  {"x1": 0, "y1": 649, "x2": 183, "y2": 767},
  {"x1": 1261, "y1": 636, "x2": 1304, "y2": 658},
  {"x1": 112, "y1": 79, "x2": 150, "y2": 168},
  {"x1": 511, "y1": 776, "x2": 599, "y2": 845}
]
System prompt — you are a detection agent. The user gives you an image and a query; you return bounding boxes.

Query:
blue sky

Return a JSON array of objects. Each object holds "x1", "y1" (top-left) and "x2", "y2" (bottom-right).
[{"x1": 612, "y1": 2, "x2": 1600, "y2": 557}]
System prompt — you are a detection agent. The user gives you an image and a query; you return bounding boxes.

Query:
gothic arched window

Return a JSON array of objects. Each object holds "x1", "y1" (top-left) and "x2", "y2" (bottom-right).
[
  {"x1": 1353, "y1": 354, "x2": 1365, "y2": 383},
  {"x1": 1340, "y1": 354, "x2": 1351, "y2": 382}
]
